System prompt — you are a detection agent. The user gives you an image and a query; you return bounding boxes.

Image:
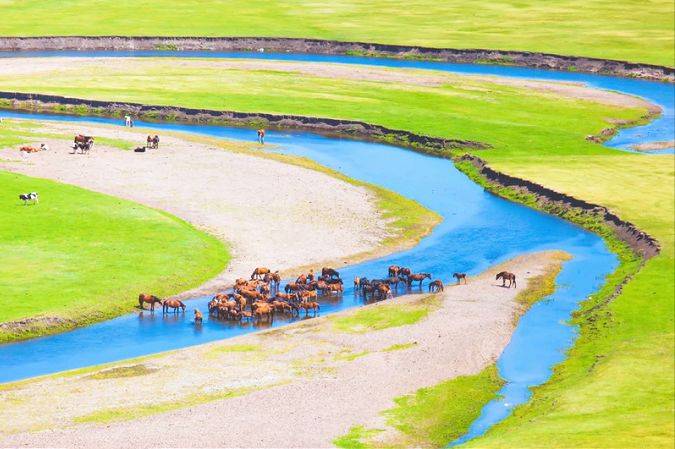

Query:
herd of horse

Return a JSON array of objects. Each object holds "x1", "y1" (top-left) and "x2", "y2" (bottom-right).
[{"x1": 138, "y1": 264, "x2": 517, "y2": 325}]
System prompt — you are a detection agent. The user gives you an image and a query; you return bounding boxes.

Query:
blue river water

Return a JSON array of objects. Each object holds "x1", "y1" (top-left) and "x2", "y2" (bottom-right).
[
  {"x1": 2, "y1": 49, "x2": 673, "y2": 153},
  {"x1": 0, "y1": 51, "x2": 671, "y2": 444}
]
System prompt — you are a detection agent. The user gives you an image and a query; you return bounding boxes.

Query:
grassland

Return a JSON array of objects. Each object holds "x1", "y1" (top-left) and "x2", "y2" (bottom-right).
[
  {"x1": 0, "y1": 59, "x2": 672, "y2": 447},
  {"x1": 0, "y1": 121, "x2": 230, "y2": 341},
  {"x1": 0, "y1": 0, "x2": 673, "y2": 65}
]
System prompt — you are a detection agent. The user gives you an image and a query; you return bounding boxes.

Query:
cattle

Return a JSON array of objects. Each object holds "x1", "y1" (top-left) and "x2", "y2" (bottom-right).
[{"x1": 19, "y1": 192, "x2": 38, "y2": 205}]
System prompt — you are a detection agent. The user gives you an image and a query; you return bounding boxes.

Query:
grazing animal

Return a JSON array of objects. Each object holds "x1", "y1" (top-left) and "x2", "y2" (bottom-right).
[
  {"x1": 297, "y1": 289, "x2": 318, "y2": 301},
  {"x1": 270, "y1": 271, "x2": 281, "y2": 289},
  {"x1": 386, "y1": 276, "x2": 402, "y2": 289},
  {"x1": 138, "y1": 293, "x2": 162, "y2": 311},
  {"x1": 194, "y1": 309, "x2": 203, "y2": 323},
  {"x1": 321, "y1": 267, "x2": 340, "y2": 279},
  {"x1": 19, "y1": 146, "x2": 39, "y2": 154},
  {"x1": 252, "y1": 302, "x2": 274, "y2": 322},
  {"x1": 163, "y1": 299, "x2": 186, "y2": 313},
  {"x1": 399, "y1": 267, "x2": 412, "y2": 279},
  {"x1": 428, "y1": 280, "x2": 444, "y2": 293},
  {"x1": 298, "y1": 301, "x2": 320, "y2": 316},
  {"x1": 251, "y1": 267, "x2": 271, "y2": 280},
  {"x1": 453, "y1": 273, "x2": 468, "y2": 285},
  {"x1": 19, "y1": 192, "x2": 38, "y2": 205},
  {"x1": 496, "y1": 271, "x2": 517, "y2": 288},
  {"x1": 388, "y1": 265, "x2": 400, "y2": 277},
  {"x1": 284, "y1": 282, "x2": 305, "y2": 293},
  {"x1": 374, "y1": 283, "x2": 392, "y2": 300},
  {"x1": 407, "y1": 273, "x2": 431, "y2": 288},
  {"x1": 73, "y1": 135, "x2": 94, "y2": 154}
]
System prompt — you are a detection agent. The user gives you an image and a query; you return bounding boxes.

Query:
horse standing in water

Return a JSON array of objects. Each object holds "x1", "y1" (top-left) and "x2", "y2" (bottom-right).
[
  {"x1": 163, "y1": 299, "x2": 187, "y2": 313},
  {"x1": 257, "y1": 129, "x2": 266, "y2": 144},
  {"x1": 496, "y1": 271, "x2": 517, "y2": 288},
  {"x1": 138, "y1": 293, "x2": 163, "y2": 311}
]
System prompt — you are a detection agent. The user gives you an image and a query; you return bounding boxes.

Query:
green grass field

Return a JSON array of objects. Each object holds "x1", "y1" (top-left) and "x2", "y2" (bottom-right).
[
  {"x1": 0, "y1": 57, "x2": 670, "y2": 447},
  {"x1": 0, "y1": 165, "x2": 229, "y2": 342},
  {"x1": 0, "y1": 0, "x2": 673, "y2": 65}
]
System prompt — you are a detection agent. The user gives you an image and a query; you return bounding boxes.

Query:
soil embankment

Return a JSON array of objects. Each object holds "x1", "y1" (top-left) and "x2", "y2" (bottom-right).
[{"x1": 0, "y1": 36, "x2": 672, "y2": 81}]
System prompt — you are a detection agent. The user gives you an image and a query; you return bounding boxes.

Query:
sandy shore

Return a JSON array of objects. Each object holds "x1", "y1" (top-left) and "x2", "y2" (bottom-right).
[
  {"x1": 0, "y1": 121, "x2": 388, "y2": 295},
  {"x1": 0, "y1": 251, "x2": 565, "y2": 448}
]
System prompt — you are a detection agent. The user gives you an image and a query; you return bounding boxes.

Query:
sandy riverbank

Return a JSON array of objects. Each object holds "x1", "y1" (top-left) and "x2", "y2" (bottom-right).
[
  {"x1": 0, "y1": 120, "x2": 389, "y2": 295},
  {"x1": 0, "y1": 251, "x2": 565, "y2": 448}
]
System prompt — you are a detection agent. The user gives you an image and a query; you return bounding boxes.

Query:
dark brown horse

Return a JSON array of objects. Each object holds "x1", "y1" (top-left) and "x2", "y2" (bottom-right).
[
  {"x1": 453, "y1": 273, "x2": 468, "y2": 285},
  {"x1": 138, "y1": 293, "x2": 163, "y2": 311},
  {"x1": 321, "y1": 267, "x2": 340, "y2": 279},
  {"x1": 496, "y1": 271, "x2": 517, "y2": 288},
  {"x1": 194, "y1": 309, "x2": 203, "y2": 323},
  {"x1": 163, "y1": 299, "x2": 186, "y2": 313},
  {"x1": 399, "y1": 267, "x2": 412, "y2": 278},
  {"x1": 428, "y1": 280, "x2": 444, "y2": 293},
  {"x1": 407, "y1": 273, "x2": 431, "y2": 288},
  {"x1": 373, "y1": 283, "x2": 392, "y2": 300},
  {"x1": 388, "y1": 265, "x2": 400, "y2": 277},
  {"x1": 270, "y1": 271, "x2": 281, "y2": 289}
]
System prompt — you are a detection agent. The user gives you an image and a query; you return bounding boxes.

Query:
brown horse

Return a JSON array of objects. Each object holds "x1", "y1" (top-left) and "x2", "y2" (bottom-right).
[
  {"x1": 252, "y1": 302, "x2": 274, "y2": 322},
  {"x1": 270, "y1": 271, "x2": 281, "y2": 289},
  {"x1": 251, "y1": 267, "x2": 271, "y2": 280},
  {"x1": 407, "y1": 273, "x2": 431, "y2": 288},
  {"x1": 388, "y1": 265, "x2": 400, "y2": 277},
  {"x1": 296, "y1": 273, "x2": 307, "y2": 284},
  {"x1": 428, "y1": 280, "x2": 444, "y2": 293},
  {"x1": 239, "y1": 288, "x2": 266, "y2": 303},
  {"x1": 453, "y1": 273, "x2": 468, "y2": 284},
  {"x1": 297, "y1": 289, "x2": 318, "y2": 301},
  {"x1": 399, "y1": 267, "x2": 411, "y2": 278},
  {"x1": 138, "y1": 293, "x2": 163, "y2": 311},
  {"x1": 321, "y1": 267, "x2": 340, "y2": 279},
  {"x1": 373, "y1": 283, "x2": 392, "y2": 300},
  {"x1": 496, "y1": 271, "x2": 517, "y2": 288},
  {"x1": 284, "y1": 282, "x2": 305, "y2": 293},
  {"x1": 194, "y1": 309, "x2": 203, "y2": 323},
  {"x1": 163, "y1": 299, "x2": 186, "y2": 313},
  {"x1": 324, "y1": 283, "x2": 343, "y2": 294},
  {"x1": 298, "y1": 301, "x2": 320, "y2": 316}
]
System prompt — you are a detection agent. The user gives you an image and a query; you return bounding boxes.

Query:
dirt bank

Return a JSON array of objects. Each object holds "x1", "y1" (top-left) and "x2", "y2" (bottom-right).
[
  {"x1": 0, "y1": 36, "x2": 672, "y2": 81},
  {"x1": 458, "y1": 154, "x2": 660, "y2": 259},
  {"x1": 0, "y1": 251, "x2": 563, "y2": 448}
]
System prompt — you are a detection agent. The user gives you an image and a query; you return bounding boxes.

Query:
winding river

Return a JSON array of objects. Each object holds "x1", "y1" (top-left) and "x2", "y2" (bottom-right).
[{"x1": 1, "y1": 50, "x2": 672, "y2": 444}]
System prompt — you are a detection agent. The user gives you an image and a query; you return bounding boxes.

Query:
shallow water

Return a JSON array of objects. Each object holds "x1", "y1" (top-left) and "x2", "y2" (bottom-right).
[{"x1": 0, "y1": 50, "x2": 668, "y2": 444}]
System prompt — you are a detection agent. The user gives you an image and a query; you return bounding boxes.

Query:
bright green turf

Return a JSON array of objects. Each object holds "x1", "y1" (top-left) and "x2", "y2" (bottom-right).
[
  {"x1": 0, "y1": 0, "x2": 673, "y2": 65},
  {"x1": 0, "y1": 123, "x2": 229, "y2": 340},
  {"x1": 0, "y1": 58, "x2": 672, "y2": 447}
]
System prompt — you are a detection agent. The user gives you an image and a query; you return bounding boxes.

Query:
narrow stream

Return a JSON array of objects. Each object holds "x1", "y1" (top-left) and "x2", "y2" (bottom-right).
[{"x1": 1, "y1": 50, "x2": 671, "y2": 444}]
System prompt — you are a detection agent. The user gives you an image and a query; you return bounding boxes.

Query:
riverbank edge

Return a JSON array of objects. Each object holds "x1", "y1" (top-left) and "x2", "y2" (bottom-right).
[
  {"x1": 0, "y1": 93, "x2": 660, "y2": 259},
  {"x1": 0, "y1": 36, "x2": 673, "y2": 81},
  {"x1": 334, "y1": 251, "x2": 572, "y2": 448},
  {"x1": 0, "y1": 98, "x2": 660, "y2": 444},
  {"x1": 0, "y1": 119, "x2": 440, "y2": 343}
]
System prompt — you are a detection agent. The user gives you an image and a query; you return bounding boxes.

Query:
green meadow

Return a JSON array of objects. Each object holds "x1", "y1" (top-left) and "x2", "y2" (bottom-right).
[
  {"x1": 0, "y1": 0, "x2": 673, "y2": 65},
  {"x1": 0, "y1": 122, "x2": 230, "y2": 341},
  {"x1": 0, "y1": 58, "x2": 670, "y2": 447}
]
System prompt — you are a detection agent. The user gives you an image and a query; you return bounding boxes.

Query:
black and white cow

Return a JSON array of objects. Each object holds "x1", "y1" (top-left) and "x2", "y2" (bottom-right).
[{"x1": 19, "y1": 192, "x2": 39, "y2": 205}]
